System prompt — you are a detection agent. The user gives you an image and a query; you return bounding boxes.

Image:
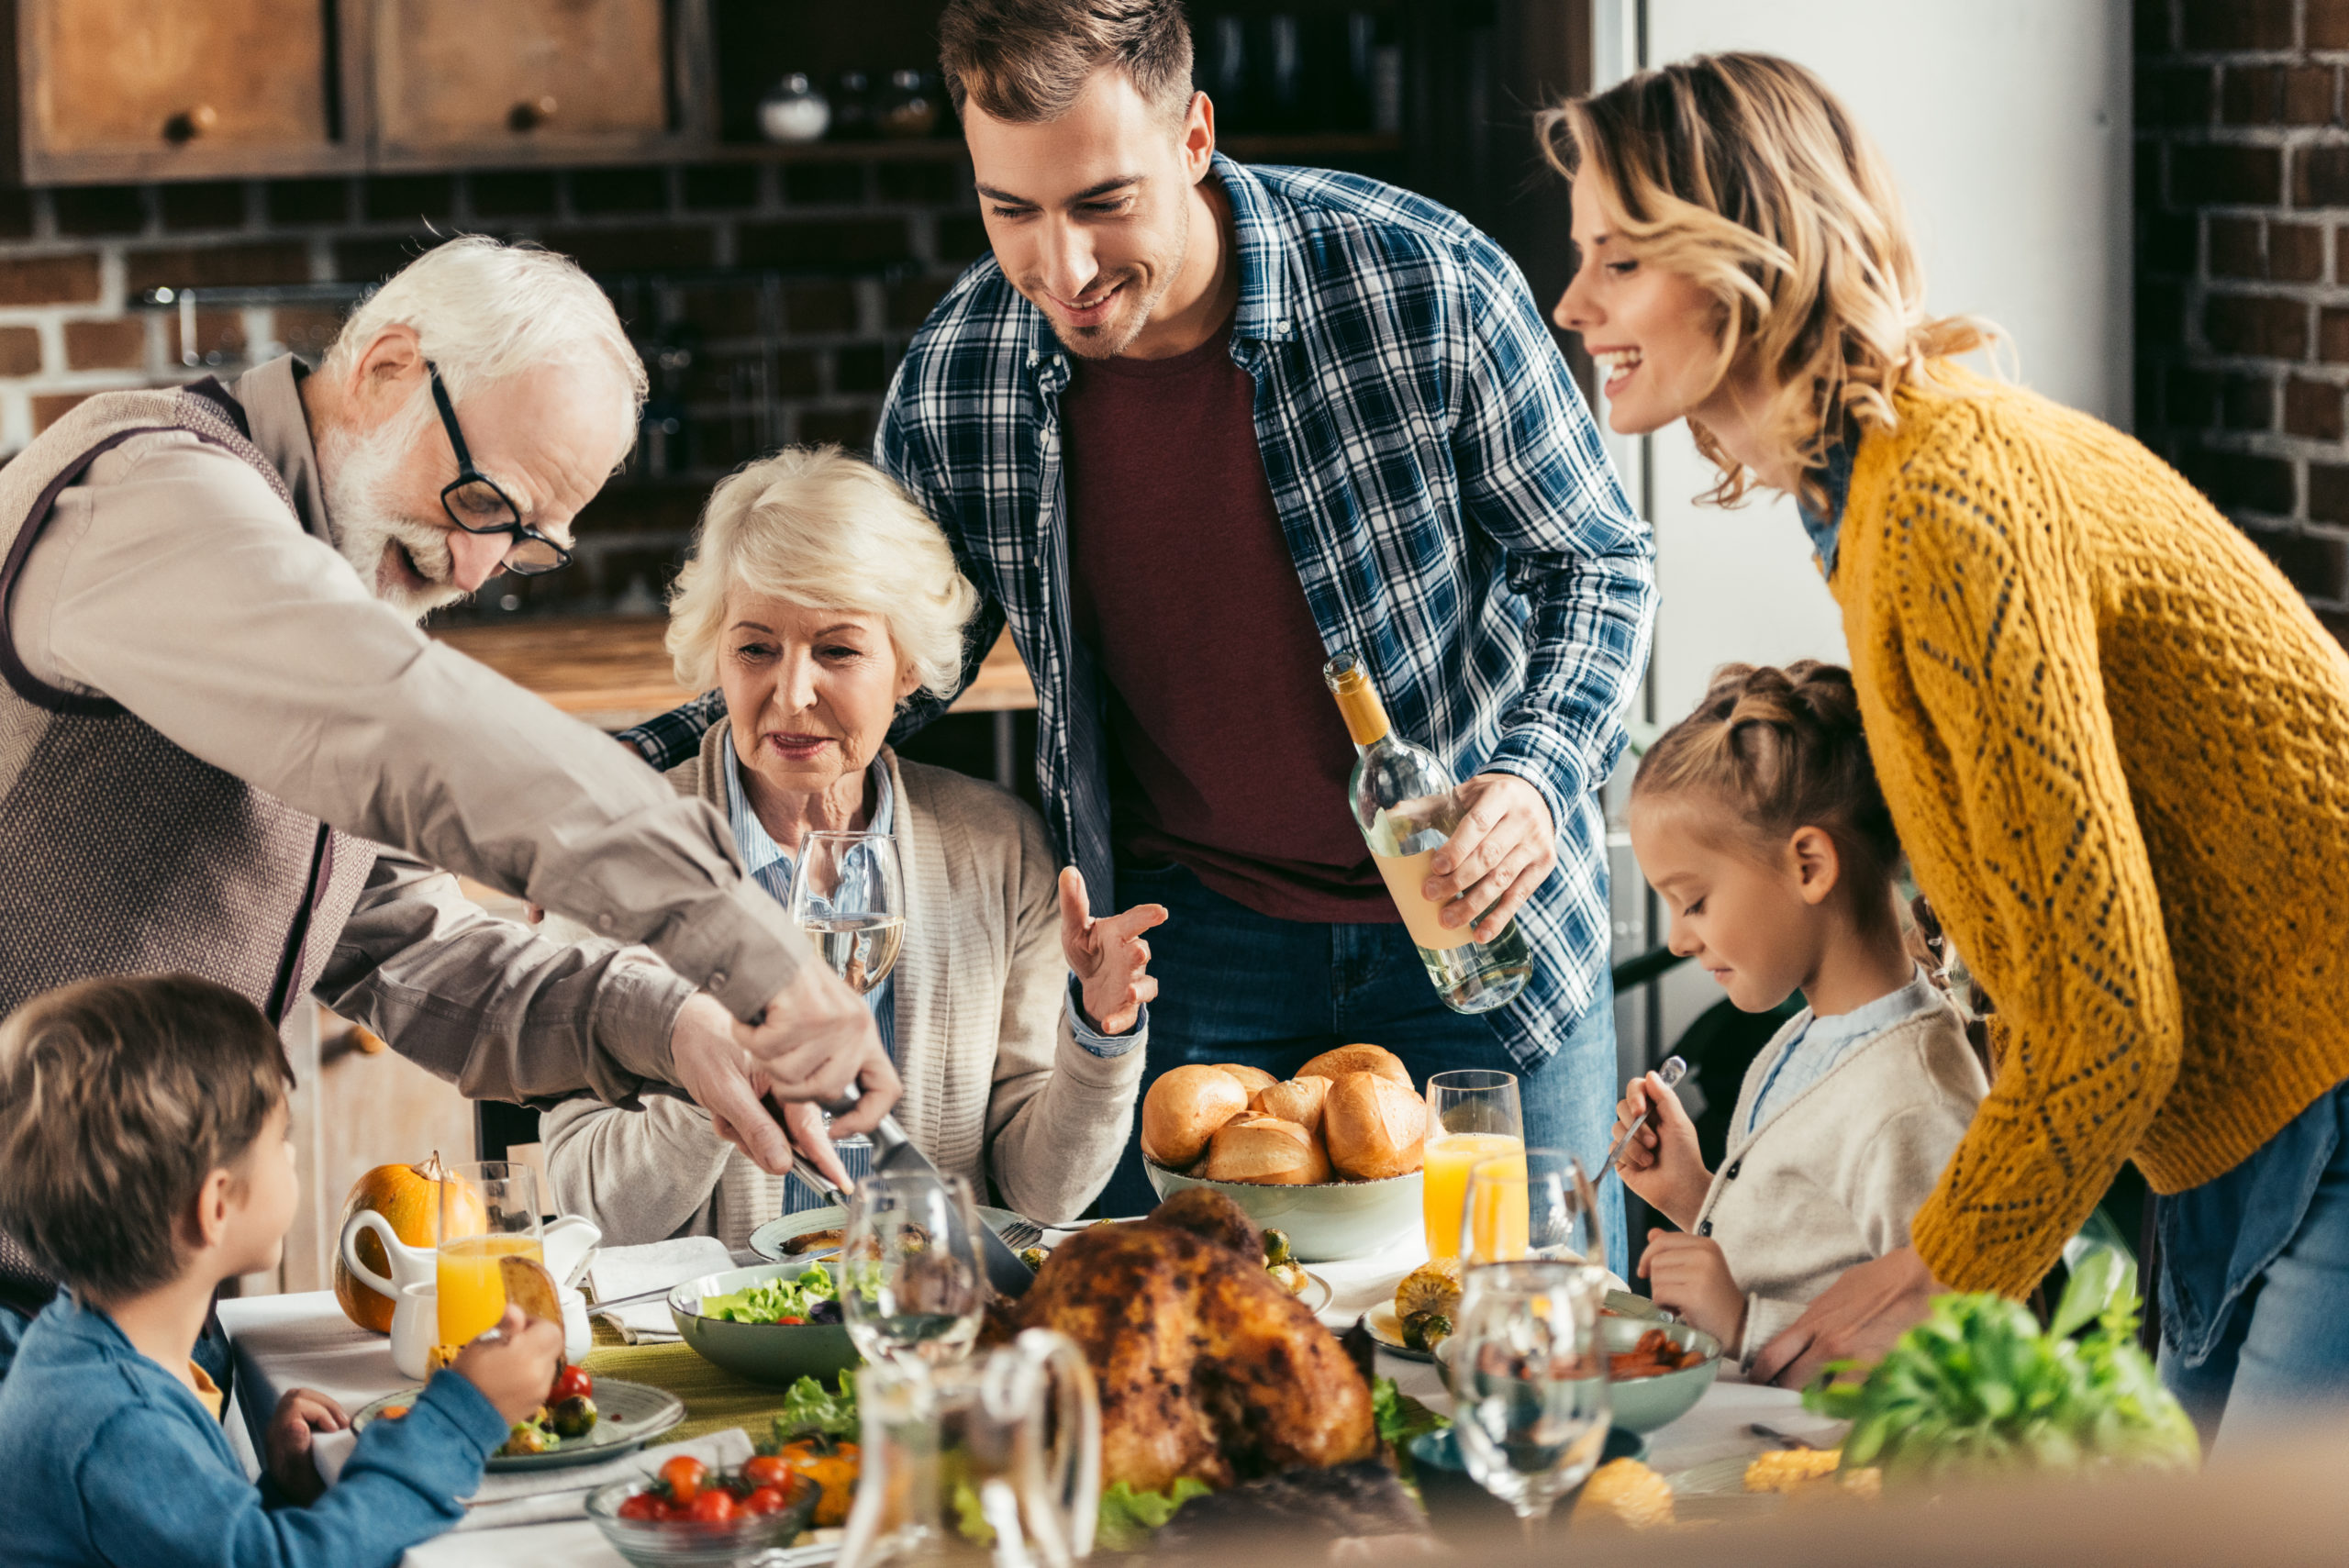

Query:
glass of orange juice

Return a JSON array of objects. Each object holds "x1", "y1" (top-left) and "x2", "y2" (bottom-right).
[
  {"x1": 1463, "y1": 1149, "x2": 1602, "y2": 1267},
  {"x1": 435, "y1": 1161, "x2": 544, "y2": 1349},
  {"x1": 1422, "y1": 1069, "x2": 1522, "y2": 1261}
]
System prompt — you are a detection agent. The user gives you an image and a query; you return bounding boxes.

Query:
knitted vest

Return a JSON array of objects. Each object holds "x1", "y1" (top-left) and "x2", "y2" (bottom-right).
[{"x1": 0, "y1": 380, "x2": 376, "y2": 1029}]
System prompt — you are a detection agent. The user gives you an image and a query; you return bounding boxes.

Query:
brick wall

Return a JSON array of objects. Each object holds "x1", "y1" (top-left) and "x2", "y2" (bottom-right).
[
  {"x1": 2136, "y1": 0, "x2": 2349, "y2": 635},
  {"x1": 0, "y1": 156, "x2": 981, "y2": 622}
]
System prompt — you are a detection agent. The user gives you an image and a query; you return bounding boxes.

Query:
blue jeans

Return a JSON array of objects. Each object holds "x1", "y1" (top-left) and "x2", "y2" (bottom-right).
[
  {"x1": 2157, "y1": 1077, "x2": 2349, "y2": 1452},
  {"x1": 1102, "y1": 862, "x2": 1626, "y2": 1276}
]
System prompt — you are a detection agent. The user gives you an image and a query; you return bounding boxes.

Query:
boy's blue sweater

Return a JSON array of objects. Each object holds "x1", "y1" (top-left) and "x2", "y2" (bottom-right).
[{"x1": 0, "y1": 1296, "x2": 506, "y2": 1567}]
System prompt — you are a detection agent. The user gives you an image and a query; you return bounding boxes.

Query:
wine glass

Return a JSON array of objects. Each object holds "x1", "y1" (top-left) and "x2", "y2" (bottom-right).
[
  {"x1": 791, "y1": 830, "x2": 907, "y2": 995},
  {"x1": 1422, "y1": 1069, "x2": 1522, "y2": 1261},
  {"x1": 841, "y1": 1169, "x2": 986, "y2": 1367},
  {"x1": 1461, "y1": 1149, "x2": 1604, "y2": 1269},
  {"x1": 1448, "y1": 1259, "x2": 1611, "y2": 1540}
]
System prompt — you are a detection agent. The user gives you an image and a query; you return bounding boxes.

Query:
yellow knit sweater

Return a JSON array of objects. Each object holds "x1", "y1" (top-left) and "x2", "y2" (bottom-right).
[{"x1": 1833, "y1": 367, "x2": 2349, "y2": 1298}]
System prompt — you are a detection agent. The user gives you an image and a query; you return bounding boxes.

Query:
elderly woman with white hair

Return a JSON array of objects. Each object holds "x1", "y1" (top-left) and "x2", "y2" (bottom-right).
[{"x1": 543, "y1": 448, "x2": 1163, "y2": 1240}]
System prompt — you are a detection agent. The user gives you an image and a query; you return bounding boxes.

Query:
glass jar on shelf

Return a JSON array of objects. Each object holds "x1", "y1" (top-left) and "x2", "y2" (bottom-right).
[
  {"x1": 875, "y1": 69, "x2": 941, "y2": 139},
  {"x1": 757, "y1": 73, "x2": 831, "y2": 144}
]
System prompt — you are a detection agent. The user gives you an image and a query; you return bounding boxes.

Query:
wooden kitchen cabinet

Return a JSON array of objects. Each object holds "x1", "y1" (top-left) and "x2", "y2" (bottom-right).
[
  {"x1": 0, "y1": 0, "x2": 712, "y2": 183},
  {"x1": 371, "y1": 0, "x2": 712, "y2": 170},
  {"x1": 6, "y1": 0, "x2": 366, "y2": 183}
]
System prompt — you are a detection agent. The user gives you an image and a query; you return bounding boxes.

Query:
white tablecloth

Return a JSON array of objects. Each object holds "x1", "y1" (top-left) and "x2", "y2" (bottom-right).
[{"x1": 223, "y1": 1240, "x2": 1840, "y2": 1565}]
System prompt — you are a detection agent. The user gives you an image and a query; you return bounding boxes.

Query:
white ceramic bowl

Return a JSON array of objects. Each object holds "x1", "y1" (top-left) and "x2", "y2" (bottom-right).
[{"x1": 1143, "y1": 1159, "x2": 1423, "y2": 1262}]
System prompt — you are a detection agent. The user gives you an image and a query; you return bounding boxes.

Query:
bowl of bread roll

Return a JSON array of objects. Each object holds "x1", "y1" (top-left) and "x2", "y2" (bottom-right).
[{"x1": 1141, "y1": 1044, "x2": 1427, "y2": 1261}]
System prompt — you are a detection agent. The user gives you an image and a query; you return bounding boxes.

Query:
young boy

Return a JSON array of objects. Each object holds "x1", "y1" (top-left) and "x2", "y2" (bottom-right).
[{"x1": 0, "y1": 974, "x2": 565, "y2": 1568}]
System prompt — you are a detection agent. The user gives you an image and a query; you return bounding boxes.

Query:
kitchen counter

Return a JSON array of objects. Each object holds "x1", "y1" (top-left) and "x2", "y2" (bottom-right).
[{"x1": 431, "y1": 616, "x2": 1036, "y2": 731}]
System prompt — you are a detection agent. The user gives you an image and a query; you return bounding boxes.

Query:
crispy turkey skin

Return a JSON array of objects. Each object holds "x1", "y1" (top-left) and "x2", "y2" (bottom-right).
[{"x1": 1008, "y1": 1189, "x2": 1376, "y2": 1493}]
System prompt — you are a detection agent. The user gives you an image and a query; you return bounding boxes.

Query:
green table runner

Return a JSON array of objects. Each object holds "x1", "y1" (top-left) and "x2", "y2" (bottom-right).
[{"x1": 582, "y1": 1339, "x2": 800, "y2": 1446}]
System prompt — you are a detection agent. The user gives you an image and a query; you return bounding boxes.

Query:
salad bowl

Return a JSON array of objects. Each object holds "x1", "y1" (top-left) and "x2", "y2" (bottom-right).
[{"x1": 668, "y1": 1258, "x2": 860, "y2": 1386}]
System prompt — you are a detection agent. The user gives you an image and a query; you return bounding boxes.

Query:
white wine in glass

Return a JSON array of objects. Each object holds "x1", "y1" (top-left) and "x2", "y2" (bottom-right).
[
  {"x1": 791, "y1": 830, "x2": 907, "y2": 995},
  {"x1": 1323, "y1": 651, "x2": 1532, "y2": 1014}
]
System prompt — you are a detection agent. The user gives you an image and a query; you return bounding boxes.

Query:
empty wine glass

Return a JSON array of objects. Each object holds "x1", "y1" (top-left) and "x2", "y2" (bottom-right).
[
  {"x1": 841, "y1": 1169, "x2": 986, "y2": 1368},
  {"x1": 1449, "y1": 1259, "x2": 1610, "y2": 1540},
  {"x1": 1461, "y1": 1149, "x2": 1605, "y2": 1269},
  {"x1": 791, "y1": 830, "x2": 907, "y2": 995}
]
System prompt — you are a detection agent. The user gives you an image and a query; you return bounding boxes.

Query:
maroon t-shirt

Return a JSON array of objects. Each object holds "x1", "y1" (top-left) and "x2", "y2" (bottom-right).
[{"x1": 1063, "y1": 317, "x2": 1397, "y2": 925}]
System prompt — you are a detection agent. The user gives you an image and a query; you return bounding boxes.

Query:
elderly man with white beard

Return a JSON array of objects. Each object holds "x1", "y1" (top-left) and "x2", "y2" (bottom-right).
[{"x1": 0, "y1": 238, "x2": 896, "y2": 1363}]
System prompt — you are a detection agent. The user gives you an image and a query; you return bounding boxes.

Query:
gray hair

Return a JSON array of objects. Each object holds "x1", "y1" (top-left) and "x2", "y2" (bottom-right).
[
  {"x1": 667, "y1": 447, "x2": 980, "y2": 702},
  {"x1": 324, "y1": 236, "x2": 647, "y2": 434}
]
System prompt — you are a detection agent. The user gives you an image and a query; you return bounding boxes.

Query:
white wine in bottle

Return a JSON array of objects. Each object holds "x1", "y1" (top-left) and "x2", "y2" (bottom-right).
[{"x1": 1323, "y1": 651, "x2": 1532, "y2": 1014}]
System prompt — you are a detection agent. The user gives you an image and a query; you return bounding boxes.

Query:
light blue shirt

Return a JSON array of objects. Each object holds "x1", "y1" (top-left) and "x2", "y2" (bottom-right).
[
  {"x1": 1747, "y1": 965, "x2": 1942, "y2": 1136},
  {"x1": 721, "y1": 751, "x2": 1140, "y2": 1213}
]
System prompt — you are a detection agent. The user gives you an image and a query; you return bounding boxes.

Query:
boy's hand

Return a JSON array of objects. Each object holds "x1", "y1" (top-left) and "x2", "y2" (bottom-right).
[
  {"x1": 1060, "y1": 868, "x2": 1167, "y2": 1036},
  {"x1": 1609, "y1": 1071, "x2": 1709, "y2": 1226},
  {"x1": 265, "y1": 1387, "x2": 349, "y2": 1505},
  {"x1": 1640, "y1": 1230, "x2": 1748, "y2": 1352},
  {"x1": 450, "y1": 1306, "x2": 566, "y2": 1426}
]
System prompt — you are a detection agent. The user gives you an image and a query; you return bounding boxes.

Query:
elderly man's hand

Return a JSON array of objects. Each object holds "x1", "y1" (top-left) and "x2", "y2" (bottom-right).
[
  {"x1": 1059, "y1": 867, "x2": 1166, "y2": 1036},
  {"x1": 731, "y1": 962, "x2": 902, "y2": 1140},
  {"x1": 1423, "y1": 773, "x2": 1557, "y2": 941},
  {"x1": 669, "y1": 994, "x2": 797, "y2": 1173}
]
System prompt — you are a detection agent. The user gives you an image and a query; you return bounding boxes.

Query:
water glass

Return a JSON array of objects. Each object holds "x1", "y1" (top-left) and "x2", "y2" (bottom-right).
[
  {"x1": 841, "y1": 1169, "x2": 986, "y2": 1367},
  {"x1": 791, "y1": 830, "x2": 907, "y2": 995},
  {"x1": 1421, "y1": 1069, "x2": 1522, "y2": 1261},
  {"x1": 1449, "y1": 1260, "x2": 1611, "y2": 1539},
  {"x1": 1462, "y1": 1149, "x2": 1604, "y2": 1269},
  {"x1": 435, "y1": 1162, "x2": 543, "y2": 1348}
]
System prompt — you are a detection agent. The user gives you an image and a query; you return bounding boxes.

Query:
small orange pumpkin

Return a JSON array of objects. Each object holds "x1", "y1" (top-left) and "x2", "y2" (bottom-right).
[{"x1": 333, "y1": 1152, "x2": 477, "y2": 1334}]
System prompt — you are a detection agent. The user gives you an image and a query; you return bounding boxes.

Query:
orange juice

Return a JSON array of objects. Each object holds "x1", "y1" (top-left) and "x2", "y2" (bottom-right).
[
  {"x1": 1422, "y1": 1131, "x2": 1523, "y2": 1260},
  {"x1": 436, "y1": 1234, "x2": 544, "y2": 1346}
]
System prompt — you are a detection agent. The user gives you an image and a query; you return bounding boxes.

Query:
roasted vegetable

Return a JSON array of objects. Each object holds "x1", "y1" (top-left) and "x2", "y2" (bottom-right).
[
  {"x1": 1393, "y1": 1257, "x2": 1460, "y2": 1351},
  {"x1": 1399, "y1": 1311, "x2": 1451, "y2": 1352},
  {"x1": 550, "y1": 1396, "x2": 597, "y2": 1439},
  {"x1": 1263, "y1": 1229, "x2": 1295, "y2": 1269},
  {"x1": 1019, "y1": 1246, "x2": 1049, "y2": 1272},
  {"x1": 1804, "y1": 1244, "x2": 2199, "y2": 1484},
  {"x1": 777, "y1": 1435, "x2": 861, "y2": 1526},
  {"x1": 497, "y1": 1421, "x2": 550, "y2": 1457}
]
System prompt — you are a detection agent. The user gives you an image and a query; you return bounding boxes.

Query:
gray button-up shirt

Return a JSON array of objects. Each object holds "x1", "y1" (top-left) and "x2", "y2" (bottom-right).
[{"x1": 5, "y1": 356, "x2": 812, "y2": 1103}]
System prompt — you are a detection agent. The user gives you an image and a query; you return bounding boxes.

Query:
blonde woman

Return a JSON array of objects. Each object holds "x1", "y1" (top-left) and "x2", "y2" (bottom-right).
[
  {"x1": 543, "y1": 449, "x2": 1163, "y2": 1240},
  {"x1": 1547, "y1": 53, "x2": 2349, "y2": 1442}
]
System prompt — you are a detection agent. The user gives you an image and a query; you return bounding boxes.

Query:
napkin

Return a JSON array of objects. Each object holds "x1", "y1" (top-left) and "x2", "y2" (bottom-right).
[
  {"x1": 584, "y1": 1236, "x2": 736, "y2": 1342},
  {"x1": 314, "y1": 1422, "x2": 753, "y2": 1531}
]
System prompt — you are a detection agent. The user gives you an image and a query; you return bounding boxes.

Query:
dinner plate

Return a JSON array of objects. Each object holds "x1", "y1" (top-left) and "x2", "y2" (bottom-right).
[
  {"x1": 1365, "y1": 1288, "x2": 1664, "y2": 1360},
  {"x1": 351, "y1": 1377, "x2": 685, "y2": 1472},
  {"x1": 747, "y1": 1203, "x2": 1030, "y2": 1264}
]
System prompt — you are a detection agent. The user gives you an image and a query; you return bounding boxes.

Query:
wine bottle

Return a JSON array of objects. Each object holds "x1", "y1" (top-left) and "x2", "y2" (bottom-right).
[{"x1": 1323, "y1": 651, "x2": 1533, "y2": 1014}]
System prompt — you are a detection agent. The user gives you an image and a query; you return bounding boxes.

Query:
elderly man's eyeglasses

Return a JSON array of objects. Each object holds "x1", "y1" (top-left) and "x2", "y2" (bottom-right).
[{"x1": 428, "y1": 362, "x2": 572, "y2": 576}]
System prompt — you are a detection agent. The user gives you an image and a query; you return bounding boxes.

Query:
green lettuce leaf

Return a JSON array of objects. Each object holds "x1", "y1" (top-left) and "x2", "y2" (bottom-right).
[
  {"x1": 701, "y1": 1263, "x2": 838, "y2": 1325},
  {"x1": 1372, "y1": 1375, "x2": 1450, "y2": 1450},
  {"x1": 1095, "y1": 1478, "x2": 1212, "y2": 1552},
  {"x1": 764, "y1": 1370, "x2": 859, "y2": 1446}
]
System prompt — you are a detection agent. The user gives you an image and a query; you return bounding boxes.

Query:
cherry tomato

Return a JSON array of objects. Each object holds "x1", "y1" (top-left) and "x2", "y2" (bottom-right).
[
  {"x1": 742, "y1": 1485, "x2": 788, "y2": 1517},
  {"x1": 616, "y1": 1493, "x2": 664, "y2": 1522},
  {"x1": 551, "y1": 1364, "x2": 593, "y2": 1405},
  {"x1": 775, "y1": 1315, "x2": 805, "y2": 1326},
  {"x1": 741, "y1": 1455, "x2": 792, "y2": 1489},
  {"x1": 659, "y1": 1454, "x2": 707, "y2": 1506},
  {"x1": 689, "y1": 1489, "x2": 740, "y2": 1524}
]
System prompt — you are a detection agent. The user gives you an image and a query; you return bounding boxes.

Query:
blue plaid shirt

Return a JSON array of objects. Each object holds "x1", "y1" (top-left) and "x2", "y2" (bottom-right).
[
  {"x1": 625, "y1": 157, "x2": 1654, "y2": 1068},
  {"x1": 878, "y1": 156, "x2": 1652, "y2": 1069}
]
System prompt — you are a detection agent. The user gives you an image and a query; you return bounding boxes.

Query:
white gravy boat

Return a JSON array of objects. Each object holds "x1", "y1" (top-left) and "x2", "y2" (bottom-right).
[{"x1": 340, "y1": 1210, "x2": 601, "y2": 1322}]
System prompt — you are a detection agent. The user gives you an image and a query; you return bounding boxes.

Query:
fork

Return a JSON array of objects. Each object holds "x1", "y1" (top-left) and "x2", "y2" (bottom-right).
[{"x1": 994, "y1": 1218, "x2": 1043, "y2": 1251}]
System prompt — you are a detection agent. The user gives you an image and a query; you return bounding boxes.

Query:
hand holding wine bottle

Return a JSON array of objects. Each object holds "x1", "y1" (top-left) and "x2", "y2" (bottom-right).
[
  {"x1": 1324, "y1": 651, "x2": 1534, "y2": 1015},
  {"x1": 1423, "y1": 773, "x2": 1558, "y2": 942}
]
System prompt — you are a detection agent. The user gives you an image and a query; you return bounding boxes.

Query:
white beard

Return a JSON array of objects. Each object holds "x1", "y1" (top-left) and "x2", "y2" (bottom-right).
[{"x1": 318, "y1": 417, "x2": 468, "y2": 623}]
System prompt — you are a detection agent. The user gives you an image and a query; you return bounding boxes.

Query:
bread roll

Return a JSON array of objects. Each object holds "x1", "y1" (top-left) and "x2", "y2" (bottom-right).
[
  {"x1": 1297, "y1": 1043, "x2": 1411, "y2": 1089},
  {"x1": 1142, "y1": 1065, "x2": 1250, "y2": 1168},
  {"x1": 1208, "y1": 1062, "x2": 1278, "y2": 1097},
  {"x1": 1250, "y1": 1075, "x2": 1332, "y2": 1137},
  {"x1": 1203, "y1": 1116, "x2": 1331, "y2": 1184},
  {"x1": 1322, "y1": 1073, "x2": 1428, "y2": 1179}
]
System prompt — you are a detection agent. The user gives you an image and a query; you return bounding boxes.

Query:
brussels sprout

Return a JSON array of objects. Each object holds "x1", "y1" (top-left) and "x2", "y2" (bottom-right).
[
  {"x1": 1019, "y1": 1247, "x2": 1049, "y2": 1273},
  {"x1": 497, "y1": 1421, "x2": 551, "y2": 1457},
  {"x1": 550, "y1": 1396, "x2": 598, "y2": 1440},
  {"x1": 1263, "y1": 1229, "x2": 1295, "y2": 1269},
  {"x1": 1401, "y1": 1311, "x2": 1452, "y2": 1352}
]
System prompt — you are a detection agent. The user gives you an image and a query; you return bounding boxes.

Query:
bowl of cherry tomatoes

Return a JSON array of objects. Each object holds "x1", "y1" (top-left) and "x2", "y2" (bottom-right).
[{"x1": 586, "y1": 1451, "x2": 822, "y2": 1565}]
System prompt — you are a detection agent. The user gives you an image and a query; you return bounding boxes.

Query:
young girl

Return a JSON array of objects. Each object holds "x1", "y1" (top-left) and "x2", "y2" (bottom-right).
[{"x1": 1610, "y1": 661, "x2": 1986, "y2": 1375}]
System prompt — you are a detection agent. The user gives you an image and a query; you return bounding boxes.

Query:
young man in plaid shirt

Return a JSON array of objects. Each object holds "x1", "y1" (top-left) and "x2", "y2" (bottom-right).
[{"x1": 628, "y1": 0, "x2": 1654, "y2": 1235}]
